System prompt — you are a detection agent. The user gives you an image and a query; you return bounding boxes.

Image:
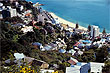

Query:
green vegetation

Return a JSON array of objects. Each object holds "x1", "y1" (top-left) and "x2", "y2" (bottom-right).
[
  {"x1": 102, "y1": 28, "x2": 106, "y2": 35},
  {"x1": 88, "y1": 24, "x2": 91, "y2": 32},
  {"x1": 1, "y1": 1, "x2": 110, "y2": 73}
]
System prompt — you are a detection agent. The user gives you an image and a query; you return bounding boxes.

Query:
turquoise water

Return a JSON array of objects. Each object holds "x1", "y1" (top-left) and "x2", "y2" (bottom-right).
[{"x1": 27, "y1": 0, "x2": 110, "y2": 33}]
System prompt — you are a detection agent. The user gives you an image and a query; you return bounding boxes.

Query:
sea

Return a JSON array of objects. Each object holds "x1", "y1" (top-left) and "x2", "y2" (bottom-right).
[{"x1": 27, "y1": 0, "x2": 110, "y2": 33}]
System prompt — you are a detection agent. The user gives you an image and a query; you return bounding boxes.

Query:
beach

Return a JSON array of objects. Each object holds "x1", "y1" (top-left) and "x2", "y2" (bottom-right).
[{"x1": 49, "y1": 12, "x2": 87, "y2": 31}]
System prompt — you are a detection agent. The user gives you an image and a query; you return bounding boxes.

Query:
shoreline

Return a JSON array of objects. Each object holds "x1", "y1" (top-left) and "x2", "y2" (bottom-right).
[{"x1": 49, "y1": 12, "x2": 88, "y2": 31}]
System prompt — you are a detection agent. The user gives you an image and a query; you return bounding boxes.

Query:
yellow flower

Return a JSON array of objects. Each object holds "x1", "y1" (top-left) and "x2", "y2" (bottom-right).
[
  {"x1": 20, "y1": 70, "x2": 23, "y2": 72},
  {"x1": 55, "y1": 71, "x2": 58, "y2": 73},
  {"x1": 28, "y1": 68, "x2": 31, "y2": 70},
  {"x1": 23, "y1": 70, "x2": 26, "y2": 73},
  {"x1": 32, "y1": 70, "x2": 34, "y2": 72},
  {"x1": 22, "y1": 68, "x2": 26, "y2": 71},
  {"x1": 24, "y1": 67, "x2": 28, "y2": 71},
  {"x1": 20, "y1": 66, "x2": 22, "y2": 68}
]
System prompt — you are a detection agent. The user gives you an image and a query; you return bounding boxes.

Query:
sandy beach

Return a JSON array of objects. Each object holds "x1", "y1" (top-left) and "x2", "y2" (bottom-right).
[{"x1": 49, "y1": 12, "x2": 87, "y2": 31}]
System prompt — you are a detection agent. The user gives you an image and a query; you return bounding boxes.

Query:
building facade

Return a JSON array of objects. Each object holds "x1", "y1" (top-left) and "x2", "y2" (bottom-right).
[{"x1": 90, "y1": 25, "x2": 100, "y2": 38}]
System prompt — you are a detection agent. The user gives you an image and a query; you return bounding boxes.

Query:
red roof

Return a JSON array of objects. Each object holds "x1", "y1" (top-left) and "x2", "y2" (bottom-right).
[
  {"x1": 68, "y1": 60, "x2": 76, "y2": 65},
  {"x1": 74, "y1": 42, "x2": 80, "y2": 46}
]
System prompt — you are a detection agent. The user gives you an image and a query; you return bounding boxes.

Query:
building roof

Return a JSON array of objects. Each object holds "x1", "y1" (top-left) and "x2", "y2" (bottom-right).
[
  {"x1": 40, "y1": 69, "x2": 54, "y2": 73},
  {"x1": 70, "y1": 57, "x2": 78, "y2": 63},
  {"x1": 14, "y1": 53, "x2": 25, "y2": 60},
  {"x1": 90, "y1": 62, "x2": 104, "y2": 73},
  {"x1": 0, "y1": 3, "x2": 3, "y2": 6},
  {"x1": 68, "y1": 60, "x2": 76, "y2": 65},
  {"x1": 74, "y1": 42, "x2": 80, "y2": 46},
  {"x1": 59, "y1": 49, "x2": 66, "y2": 53},
  {"x1": 32, "y1": 42, "x2": 42, "y2": 46},
  {"x1": 44, "y1": 45, "x2": 52, "y2": 50},
  {"x1": 66, "y1": 67, "x2": 80, "y2": 73}
]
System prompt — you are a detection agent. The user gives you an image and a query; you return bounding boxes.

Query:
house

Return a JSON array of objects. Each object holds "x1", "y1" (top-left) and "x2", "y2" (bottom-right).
[
  {"x1": 0, "y1": 3, "x2": 3, "y2": 7},
  {"x1": 2, "y1": 6, "x2": 17, "y2": 18},
  {"x1": 14, "y1": 1, "x2": 19, "y2": 7},
  {"x1": 80, "y1": 63, "x2": 90, "y2": 73},
  {"x1": 21, "y1": 26, "x2": 33, "y2": 33},
  {"x1": 9, "y1": 8, "x2": 17, "y2": 17},
  {"x1": 106, "y1": 37, "x2": 110, "y2": 43},
  {"x1": 74, "y1": 47, "x2": 79, "y2": 50},
  {"x1": 66, "y1": 61, "x2": 104, "y2": 73},
  {"x1": 14, "y1": 53, "x2": 25, "y2": 60},
  {"x1": 5, "y1": 58, "x2": 23, "y2": 66},
  {"x1": 61, "y1": 24, "x2": 68, "y2": 30},
  {"x1": 24, "y1": 57, "x2": 49, "y2": 69},
  {"x1": 68, "y1": 57, "x2": 78, "y2": 65},
  {"x1": 85, "y1": 43, "x2": 91, "y2": 49},
  {"x1": 78, "y1": 43, "x2": 85, "y2": 49},
  {"x1": 78, "y1": 50, "x2": 83, "y2": 56},
  {"x1": 66, "y1": 62, "x2": 90, "y2": 73},
  {"x1": 66, "y1": 32, "x2": 73, "y2": 38},
  {"x1": 59, "y1": 49, "x2": 66, "y2": 53},
  {"x1": 74, "y1": 42, "x2": 80, "y2": 47},
  {"x1": 68, "y1": 49, "x2": 76, "y2": 55},
  {"x1": 16, "y1": 5, "x2": 24, "y2": 14},
  {"x1": 100, "y1": 39, "x2": 106, "y2": 44},
  {"x1": 12, "y1": 23, "x2": 25, "y2": 28},
  {"x1": 54, "y1": 18, "x2": 60, "y2": 25},
  {"x1": 90, "y1": 62, "x2": 104, "y2": 73},
  {"x1": 81, "y1": 40, "x2": 92, "y2": 44},
  {"x1": 5, "y1": 53, "x2": 25, "y2": 66},
  {"x1": 46, "y1": 25, "x2": 55, "y2": 34},
  {"x1": 43, "y1": 43, "x2": 58, "y2": 51},
  {"x1": 43, "y1": 45, "x2": 52, "y2": 51},
  {"x1": 49, "y1": 43, "x2": 58, "y2": 50},
  {"x1": 56, "y1": 24, "x2": 63, "y2": 31},
  {"x1": 2, "y1": 8, "x2": 11, "y2": 18},
  {"x1": 40, "y1": 28, "x2": 48, "y2": 35},
  {"x1": 0, "y1": 3, "x2": 3, "y2": 19},
  {"x1": 19, "y1": 5, "x2": 24, "y2": 11},
  {"x1": 66, "y1": 66, "x2": 80, "y2": 73},
  {"x1": 65, "y1": 27, "x2": 73, "y2": 32},
  {"x1": 25, "y1": 13, "x2": 32, "y2": 18},
  {"x1": 14, "y1": 53, "x2": 25, "y2": 66},
  {"x1": 0, "y1": 11, "x2": 2, "y2": 19},
  {"x1": 40, "y1": 69, "x2": 54, "y2": 73},
  {"x1": 24, "y1": 10, "x2": 32, "y2": 14},
  {"x1": 32, "y1": 42, "x2": 43, "y2": 49}
]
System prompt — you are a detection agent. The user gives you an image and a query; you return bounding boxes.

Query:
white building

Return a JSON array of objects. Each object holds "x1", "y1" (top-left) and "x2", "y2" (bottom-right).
[
  {"x1": 0, "y1": 3, "x2": 3, "y2": 7},
  {"x1": 90, "y1": 62, "x2": 104, "y2": 73},
  {"x1": 66, "y1": 66, "x2": 80, "y2": 73},
  {"x1": 7, "y1": 6, "x2": 17, "y2": 17},
  {"x1": 10, "y1": 8, "x2": 17, "y2": 17},
  {"x1": 66, "y1": 62, "x2": 89, "y2": 73},
  {"x1": 0, "y1": 13, "x2": 2, "y2": 19},
  {"x1": 40, "y1": 69, "x2": 54, "y2": 73},
  {"x1": 20, "y1": 5, "x2": 24, "y2": 11},
  {"x1": 15, "y1": 2, "x2": 19, "y2": 6},
  {"x1": 106, "y1": 37, "x2": 110, "y2": 42},
  {"x1": 0, "y1": 3, "x2": 3, "y2": 19},
  {"x1": 91, "y1": 25, "x2": 100, "y2": 38},
  {"x1": 21, "y1": 26, "x2": 33, "y2": 33},
  {"x1": 2, "y1": 6, "x2": 5, "y2": 10}
]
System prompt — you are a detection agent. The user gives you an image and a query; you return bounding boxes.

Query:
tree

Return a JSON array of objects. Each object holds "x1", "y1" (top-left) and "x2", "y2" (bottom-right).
[
  {"x1": 75, "y1": 23, "x2": 79, "y2": 29},
  {"x1": 88, "y1": 24, "x2": 91, "y2": 32},
  {"x1": 95, "y1": 45, "x2": 108, "y2": 62},
  {"x1": 102, "y1": 28, "x2": 106, "y2": 35},
  {"x1": 102, "y1": 60, "x2": 110, "y2": 73},
  {"x1": 59, "y1": 62, "x2": 70, "y2": 72}
]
